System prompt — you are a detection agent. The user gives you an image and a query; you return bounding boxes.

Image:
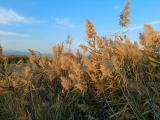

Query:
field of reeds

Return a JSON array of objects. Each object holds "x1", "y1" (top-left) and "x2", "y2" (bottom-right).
[{"x1": 0, "y1": 0, "x2": 160, "y2": 120}]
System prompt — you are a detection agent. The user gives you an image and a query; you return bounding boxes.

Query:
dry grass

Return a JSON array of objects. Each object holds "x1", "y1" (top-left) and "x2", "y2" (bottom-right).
[{"x1": 0, "y1": 0, "x2": 160, "y2": 119}]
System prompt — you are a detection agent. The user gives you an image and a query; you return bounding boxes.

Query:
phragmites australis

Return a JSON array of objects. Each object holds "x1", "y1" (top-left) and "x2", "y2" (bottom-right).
[
  {"x1": 75, "y1": 82, "x2": 87, "y2": 93},
  {"x1": 79, "y1": 45, "x2": 88, "y2": 52},
  {"x1": 60, "y1": 77, "x2": 73, "y2": 90},
  {"x1": 52, "y1": 43, "x2": 64, "y2": 57},
  {"x1": 119, "y1": 0, "x2": 130, "y2": 27},
  {"x1": 24, "y1": 66, "x2": 32, "y2": 80},
  {"x1": 140, "y1": 24, "x2": 160, "y2": 46},
  {"x1": 85, "y1": 19, "x2": 97, "y2": 39},
  {"x1": 95, "y1": 36, "x2": 106, "y2": 48},
  {"x1": 28, "y1": 49, "x2": 38, "y2": 65}
]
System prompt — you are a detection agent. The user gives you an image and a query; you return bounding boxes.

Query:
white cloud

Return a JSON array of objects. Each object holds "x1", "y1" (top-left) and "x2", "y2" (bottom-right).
[
  {"x1": 55, "y1": 18, "x2": 78, "y2": 28},
  {"x1": 150, "y1": 20, "x2": 160, "y2": 25},
  {"x1": 0, "y1": 7, "x2": 47, "y2": 25},
  {"x1": 0, "y1": 30, "x2": 30, "y2": 37},
  {"x1": 128, "y1": 20, "x2": 160, "y2": 32},
  {"x1": 113, "y1": 20, "x2": 160, "y2": 34}
]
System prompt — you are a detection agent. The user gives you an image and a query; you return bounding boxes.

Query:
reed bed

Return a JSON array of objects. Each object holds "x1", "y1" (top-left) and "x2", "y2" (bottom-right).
[{"x1": 0, "y1": 0, "x2": 160, "y2": 119}]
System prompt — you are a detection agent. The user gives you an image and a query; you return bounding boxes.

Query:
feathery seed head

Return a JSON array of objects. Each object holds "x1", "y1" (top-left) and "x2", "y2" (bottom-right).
[
  {"x1": 119, "y1": 0, "x2": 130, "y2": 27},
  {"x1": 85, "y1": 19, "x2": 97, "y2": 39}
]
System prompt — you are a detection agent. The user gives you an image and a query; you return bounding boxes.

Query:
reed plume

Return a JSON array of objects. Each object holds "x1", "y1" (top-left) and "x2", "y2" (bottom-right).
[
  {"x1": 119, "y1": 0, "x2": 130, "y2": 27},
  {"x1": 85, "y1": 19, "x2": 97, "y2": 39}
]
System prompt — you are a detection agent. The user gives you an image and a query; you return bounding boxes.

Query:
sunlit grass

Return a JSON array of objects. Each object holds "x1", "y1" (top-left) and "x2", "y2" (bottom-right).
[{"x1": 0, "y1": 0, "x2": 160, "y2": 119}]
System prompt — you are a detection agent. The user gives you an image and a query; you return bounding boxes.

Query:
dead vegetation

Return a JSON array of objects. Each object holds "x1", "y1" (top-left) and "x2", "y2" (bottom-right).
[{"x1": 0, "y1": 0, "x2": 160, "y2": 119}]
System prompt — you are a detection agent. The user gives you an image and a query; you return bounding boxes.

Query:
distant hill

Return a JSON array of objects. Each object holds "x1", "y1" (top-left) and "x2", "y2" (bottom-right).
[
  {"x1": 3, "y1": 50, "x2": 51, "y2": 56},
  {"x1": 4, "y1": 50, "x2": 29, "y2": 56}
]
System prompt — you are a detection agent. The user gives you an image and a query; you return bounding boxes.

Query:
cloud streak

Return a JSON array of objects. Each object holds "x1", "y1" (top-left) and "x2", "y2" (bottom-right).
[
  {"x1": 0, "y1": 7, "x2": 47, "y2": 25},
  {"x1": 125, "y1": 20, "x2": 160, "y2": 32},
  {"x1": 111, "y1": 20, "x2": 160, "y2": 35},
  {"x1": 55, "y1": 18, "x2": 79, "y2": 28},
  {"x1": 0, "y1": 30, "x2": 30, "y2": 37}
]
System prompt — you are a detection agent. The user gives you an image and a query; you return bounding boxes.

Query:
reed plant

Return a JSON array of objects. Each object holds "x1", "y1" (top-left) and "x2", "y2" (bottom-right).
[{"x1": 0, "y1": 0, "x2": 160, "y2": 119}]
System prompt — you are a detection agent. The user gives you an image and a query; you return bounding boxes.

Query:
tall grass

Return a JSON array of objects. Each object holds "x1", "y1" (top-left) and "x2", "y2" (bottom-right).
[{"x1": 0, "y1": 0, "x2": 160, "y2": 119}]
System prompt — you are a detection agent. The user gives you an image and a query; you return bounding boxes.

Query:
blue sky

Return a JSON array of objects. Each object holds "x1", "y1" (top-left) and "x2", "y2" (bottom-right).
[{"x1": 0, "y1": 0, "x2": 160, "y2": 53}]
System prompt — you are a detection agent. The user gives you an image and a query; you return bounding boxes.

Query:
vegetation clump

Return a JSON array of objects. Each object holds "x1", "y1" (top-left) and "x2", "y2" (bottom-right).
[{"x1": 0, "y1": 0, "x2": 160, "y2": 119}]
